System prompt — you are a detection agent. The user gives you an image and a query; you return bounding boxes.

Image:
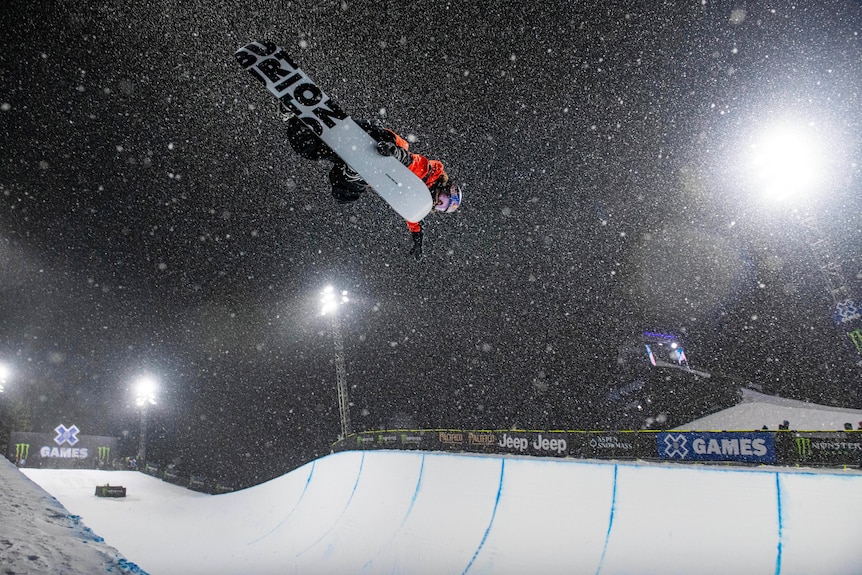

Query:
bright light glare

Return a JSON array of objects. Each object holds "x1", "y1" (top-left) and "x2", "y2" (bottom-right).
[
  {"x1": 135, "y1": 376, "x2": 158, "y2": 406},
  {"x1": 321, "y1": 285, "x2": 349, "y2": 315},
  {"x1": 749, "y1": 124, "x2": 824, "y2": 203},
  {"x1": 0, "y1": 362, "x2": 9, "y2": 392}
]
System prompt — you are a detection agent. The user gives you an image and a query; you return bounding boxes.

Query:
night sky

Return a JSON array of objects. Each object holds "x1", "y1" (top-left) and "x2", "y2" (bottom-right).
[{"x1": 2, "y1": 0, "x2": 861, "y2": 487}]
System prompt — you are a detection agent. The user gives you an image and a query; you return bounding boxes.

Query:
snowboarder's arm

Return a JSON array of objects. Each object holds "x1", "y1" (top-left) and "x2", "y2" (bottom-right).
[
  {"x1": 406, "y1": 221, "x2": 423, "y2": 260},
  {"x1": 377, "y1": 141, "x2": 412, "y2": 167}
]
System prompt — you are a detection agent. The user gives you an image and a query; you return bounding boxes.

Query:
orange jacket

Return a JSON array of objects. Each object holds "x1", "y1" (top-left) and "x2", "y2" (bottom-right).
[{"x1": 389, "y1": 132, "x2": 444, "y2": 232}]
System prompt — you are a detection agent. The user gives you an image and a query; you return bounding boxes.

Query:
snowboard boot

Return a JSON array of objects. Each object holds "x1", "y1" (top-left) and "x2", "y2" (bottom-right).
[
  {"x1": 341, "y1": 164, "x2": 363, "y2": 185},
  {"x1": 329, "y1": 163, "x2": 368, "y2": 204}
]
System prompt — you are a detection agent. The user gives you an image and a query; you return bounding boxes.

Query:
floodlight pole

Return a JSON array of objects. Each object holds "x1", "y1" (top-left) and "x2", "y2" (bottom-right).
[
  {"x1": 134, "y1": 377, "x2": 157, "y2": 469},
  {"x1": 321, "y1": 285, "x2": 352, "y2": 440},
  {"x1": 749, "y1": 125, "x2": 862, "y2": 370},
  {"x1": 795, "y1": 212, "x2": 862, "y2": 369},
  {"x1": 796, "y1": 212, "x2": 852, "y2": 305},
  {"x1": 138, "y1": 405, "x2": 149, "y2": 467},
  {"x1": 329, "y1": 312, "x2": 352, "y2": 440}
]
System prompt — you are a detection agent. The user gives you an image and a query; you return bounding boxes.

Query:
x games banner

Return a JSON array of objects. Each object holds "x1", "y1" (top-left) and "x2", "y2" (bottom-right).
[
  {"x1": 656, "y1": 431, "x2": 776, "y2": 463},
  {"x1": 8, "y1": 425, "x2": 118, "y2": 469}
]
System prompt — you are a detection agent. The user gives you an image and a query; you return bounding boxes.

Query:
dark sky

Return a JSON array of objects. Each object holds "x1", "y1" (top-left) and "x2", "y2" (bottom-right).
[{"x1": 2, "y1": 0, "x2": 861, "y2": 487}]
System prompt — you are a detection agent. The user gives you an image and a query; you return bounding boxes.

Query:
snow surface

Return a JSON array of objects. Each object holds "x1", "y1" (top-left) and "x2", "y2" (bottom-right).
[
  {"x1": 6, "y1": 391, "x2": 862, "y2": 574},
  {"x1": 675, "y1": 389, "x2": 862, "y2": 431},
  {"x1": 12, "y1": 450, "x2": 862, "y2": 575},
  {"x1": 0, "y1": 457, "x2": 144, "y2": 574}
]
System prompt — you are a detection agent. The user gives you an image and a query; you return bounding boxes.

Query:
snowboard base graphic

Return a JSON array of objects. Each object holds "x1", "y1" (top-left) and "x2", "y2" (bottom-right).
[{"x1": 234, "y1": 40, "x2": 433, "y2": 223}]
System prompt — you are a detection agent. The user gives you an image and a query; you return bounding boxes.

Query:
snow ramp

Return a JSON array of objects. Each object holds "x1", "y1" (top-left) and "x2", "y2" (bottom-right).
[{"x1": 23, "y1": 450, "x2": 862, "y2": 574}]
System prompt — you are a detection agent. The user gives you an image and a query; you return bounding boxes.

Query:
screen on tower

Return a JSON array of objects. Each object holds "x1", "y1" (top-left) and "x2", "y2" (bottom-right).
[{"x1": 643, "y1": 331, "x2": 689, "y2": 369}]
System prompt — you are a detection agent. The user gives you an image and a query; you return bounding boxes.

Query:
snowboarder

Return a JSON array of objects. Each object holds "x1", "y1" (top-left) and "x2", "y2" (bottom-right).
[{"x1": 277, "y1": 104, "x2": 461, "y2": 260}]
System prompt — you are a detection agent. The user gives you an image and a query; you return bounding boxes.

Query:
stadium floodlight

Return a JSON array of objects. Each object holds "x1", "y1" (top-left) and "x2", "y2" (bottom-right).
[
  {"x1": 135, "y1": 376, "x2": 158, "y2": 406},
  {"x1": 0, "y1": 362, "x2": 9, "y2": 393},
  {"x1": 134, "y1": 375, "x2": 158, "y2": 468},
  {"x1": 321, "y1": 284, "x2": 349, "y2": 316},
  {"x1": 748, "y1": 123, "x2": 825, "y2": 204}
]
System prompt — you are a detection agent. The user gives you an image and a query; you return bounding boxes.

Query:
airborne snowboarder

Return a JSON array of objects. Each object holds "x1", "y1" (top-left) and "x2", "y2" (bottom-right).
[{"x1": 277, "y1": 105, "x2": 462, "y2": 260}]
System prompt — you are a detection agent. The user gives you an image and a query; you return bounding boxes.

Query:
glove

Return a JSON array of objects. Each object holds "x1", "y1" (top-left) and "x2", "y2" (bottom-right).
[
  {"x1": 377, "y1": 141, "x2": 397, "y2": 157},
  {"x1": 409, "y1": 231, "x2": 423, "y2": 261},
  {"x1": 377, "y1": 140, "x2": 412, "y2": 166}
]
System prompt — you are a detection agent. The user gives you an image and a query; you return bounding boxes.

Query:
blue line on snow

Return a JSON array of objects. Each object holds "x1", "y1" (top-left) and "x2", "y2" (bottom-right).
[
  {"x1": 247, "y1": 460, "x2": 316, "y2": 545},
  {"x1": 400, "y1": 453, "x2": 425, "y2": 528},
  {"x1": 359, "y1": 453, "x2": 427, "y2": 573},
  {"x1": 462, "y1": 459, "x2": 506, "y2": 575},
  {"x1": 774, "y1": 473, "x2": 783, "y2": 575},
  {"x1": 296, "y1": 452, "x2": 365, "y2": 557},
  {"x1": 595, "y1": 464, "x2": 619, "y2": 575}
]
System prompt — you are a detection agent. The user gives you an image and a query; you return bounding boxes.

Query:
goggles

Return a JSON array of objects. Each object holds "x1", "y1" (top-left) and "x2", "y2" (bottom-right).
[{"x1": 433, "y1": 182, "x2": 462, "y2": 213}]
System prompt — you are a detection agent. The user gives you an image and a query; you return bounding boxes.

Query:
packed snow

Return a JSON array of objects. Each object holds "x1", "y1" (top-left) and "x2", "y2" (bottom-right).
[
  {"x1": 676, "y1": 389, "x2": 862, "y2": 431},
  {"x1": 6, "y1": 450, "x2": 862, "y2": 575},
  {"x1": 4, "y1": 393, "x2": 862, "y2": 574},
  {"x1": 0, "y1": 457, "x2": 144, "y2": 574}
]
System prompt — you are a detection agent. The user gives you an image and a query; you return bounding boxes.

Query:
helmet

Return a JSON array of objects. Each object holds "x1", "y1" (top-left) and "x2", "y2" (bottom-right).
[{"x1": 434, "y1": 181, "x2": 462, "y2": 213}]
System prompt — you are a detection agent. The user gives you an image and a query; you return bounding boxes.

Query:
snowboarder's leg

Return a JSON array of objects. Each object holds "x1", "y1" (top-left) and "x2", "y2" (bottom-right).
[
  {"x1": 328, "y1": 162, "x2": 368, "y2": 204},
  {"x1": 283, "y1": 114, "x2": 339, "y2": 162},
  {"x1": 354, "y1": 118, "x2": 396, "y2": 144}
]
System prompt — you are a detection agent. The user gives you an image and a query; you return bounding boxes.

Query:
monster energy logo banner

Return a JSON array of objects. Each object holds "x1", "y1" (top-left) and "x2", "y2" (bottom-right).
[
  {"x1": 794, "y1": 433, "x2": 862, "y2": 464},
  {"x1": 848, "y1": 328, "x2": 862, "y2": 354},
  {"x1": 7, "y1": 430, "x2": 119, "y2": 469},
  {"x1": 15, "y1": 443, "x2": 29, "y2": 462}
]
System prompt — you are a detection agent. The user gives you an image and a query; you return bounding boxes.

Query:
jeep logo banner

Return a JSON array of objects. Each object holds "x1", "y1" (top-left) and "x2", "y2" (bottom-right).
[{"x1": 657, "y1": 432, "x2": 776, "y2": 463}]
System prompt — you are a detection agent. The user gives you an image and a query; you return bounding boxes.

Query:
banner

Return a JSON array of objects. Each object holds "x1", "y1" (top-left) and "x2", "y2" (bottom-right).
[
  {"x1": 332, "y1": 429, "x2": 862, "y2": 469},
  {"x1": 657, "y1": 432, "x2": 776, "y2": 463},
  {"x1": 790, "y1": 432, "x2": 862, "y2": 465},
  {"x1": 583, "y1": 432, "x2": 639, "y2": 458},
  {"x1": 8, "y1": 426, "x2": 118, "y2": 469}
]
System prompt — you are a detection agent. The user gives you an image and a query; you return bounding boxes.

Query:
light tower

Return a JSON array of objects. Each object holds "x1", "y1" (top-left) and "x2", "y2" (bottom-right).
[
  {"x1": 134, "y1": 376, "x2": 158, "y2": 467},
  {"x1": 796, "y1": 214, "x2": 862, "y2": 367},
  {"x1": 321, "y1": 285, "x2": 351, "y2": 439},
  {"x1": 0, "y1": 362, "x2": 9, "y2": 394},
  {"x1": 748, "y1": 122, "x2": 862, "y2": 369}
]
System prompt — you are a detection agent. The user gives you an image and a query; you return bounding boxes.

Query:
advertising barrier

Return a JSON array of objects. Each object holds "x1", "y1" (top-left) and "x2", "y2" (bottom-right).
[
  {"x1": 656, "y1": 432, "x2": 775, "y2": 463},
  {"x1": 789, "y1": 432, "x2": 862, "y2": 466},
  {"x1": 332, "y1": 429, "x2": 862, "y2": 469},
  {"x1": 8, "y1": 426, "x2": 119, "y2": 470}
]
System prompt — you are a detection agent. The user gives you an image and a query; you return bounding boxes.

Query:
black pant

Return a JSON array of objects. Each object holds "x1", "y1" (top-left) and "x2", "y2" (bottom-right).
[{"x1": 286, "y1": 117, "x2": 367, "y2": 204}]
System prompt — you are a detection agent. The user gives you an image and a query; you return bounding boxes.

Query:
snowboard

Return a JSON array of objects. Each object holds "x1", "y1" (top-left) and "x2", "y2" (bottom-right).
[{"x1": 234, "y1": 40, "x2": 434, "y2": 223}]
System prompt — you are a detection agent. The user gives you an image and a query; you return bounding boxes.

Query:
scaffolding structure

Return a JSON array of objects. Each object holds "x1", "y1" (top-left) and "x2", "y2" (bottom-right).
[
  {"x1": 797, "y1": 211, "x2": 862, "y2": 367},
  {"x1": 329, "y1": 312, "x2": 352, "y2": 440}
]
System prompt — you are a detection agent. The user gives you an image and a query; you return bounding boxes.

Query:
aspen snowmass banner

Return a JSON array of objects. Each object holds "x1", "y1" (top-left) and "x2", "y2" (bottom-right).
[{"x1": 8, "y1": 425, "x2": 118, "y2": 469}]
